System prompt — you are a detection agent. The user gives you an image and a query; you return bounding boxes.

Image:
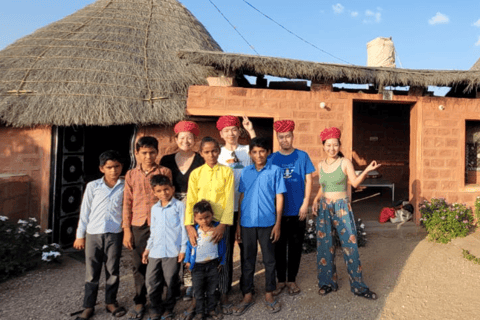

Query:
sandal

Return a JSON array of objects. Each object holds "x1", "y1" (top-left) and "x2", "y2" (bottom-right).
[
  {"x1": 74, "y1": 307, "x2": 94, "y2": 320},
  {"x1": 354, "y1": 289, "x2": 378, "y2": 300},
  {"x1": 207, "y1": 310, "x2": 223, "y2": 320},
  {"x1": 220, "y1": 303, "x2": 233, "y2": 315},
  {"x1": 272, "y1": 282, "x2": 286, "y2": 296},
  {"x1": 287, "y1": 283, "x2": 301, "y2": 296},
  {"x1": 128, "y1": 305, "x2": 146, "y2": 320},
  {"x1": 161, "y1": 312, "x2": 174, "y2": 319},
  {"x1": 106, "y1": 303, "x2": 126, "y2": 318},
  {"x1": 264, "y1": 299, "x2": 281, "y2": 314},
  {"x1": 318, "y1": 285, "x2": 337, "y2": 296},
  {"x1": 232, "y1": 301, "x2": 255, "y2": 316}
]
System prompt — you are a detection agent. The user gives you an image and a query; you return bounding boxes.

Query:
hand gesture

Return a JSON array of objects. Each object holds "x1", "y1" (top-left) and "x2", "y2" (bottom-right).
[
  {"x1": 365, "y1": 160, "x2": 382, "y2": 173},
  {"x1": 242, "y1": 115, "x2": 253, "y2": 131}
]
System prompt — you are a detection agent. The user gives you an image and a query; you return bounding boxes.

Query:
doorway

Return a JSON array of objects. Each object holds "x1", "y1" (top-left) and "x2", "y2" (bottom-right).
[{"x1": 351, "y1": 101, "x2": 412, "y2": 221}]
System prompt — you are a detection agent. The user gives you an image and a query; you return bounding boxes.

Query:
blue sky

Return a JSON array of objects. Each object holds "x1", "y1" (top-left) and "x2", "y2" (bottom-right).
[{"x1": 1, "y1": 0, "x2": 480, "y2": 70}]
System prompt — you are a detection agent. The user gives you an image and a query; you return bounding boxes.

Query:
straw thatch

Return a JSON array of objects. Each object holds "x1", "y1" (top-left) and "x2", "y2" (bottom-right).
[
  {"x1": 471, "y1": 58, "x2": 480, "y2": 71},
  {"x1": 0, "y1": 0, "x2": 221, "y2": 127},
  {"x1": 179, "y1": 50, "x2": 480, "y2": 91}
]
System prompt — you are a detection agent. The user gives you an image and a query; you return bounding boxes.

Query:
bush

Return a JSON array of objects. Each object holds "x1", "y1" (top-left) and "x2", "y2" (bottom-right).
[
  {"x1": 419, "y1": 198, "x2": 474, "y2": 244},
  {"x1": 0, "y1": 216, "x2": 62, "y2": 282}
]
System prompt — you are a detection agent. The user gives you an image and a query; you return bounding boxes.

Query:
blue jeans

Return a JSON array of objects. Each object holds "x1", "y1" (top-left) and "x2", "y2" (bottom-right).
[{"x1": 316, "y1": 198, "x2": 369, "y2": 294}]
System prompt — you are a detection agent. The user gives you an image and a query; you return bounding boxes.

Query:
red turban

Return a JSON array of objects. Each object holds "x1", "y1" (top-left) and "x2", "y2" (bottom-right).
[
  {"x1": 216, "y1": 115, "x2": 240, "y2": 131},
  {"x1": 320, "y1": 127, "x2": 341, "y2": 141},
  {"x1": 273, "y1": 120, "x2": 295, "y2": 133},
  {"x1": 174, "y1": 121, "x2": 200, "y2": 136}
]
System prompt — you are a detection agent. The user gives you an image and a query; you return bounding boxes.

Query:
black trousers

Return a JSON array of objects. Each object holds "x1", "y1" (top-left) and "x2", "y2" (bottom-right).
[
  {"x1": 192, "y1": 259, "x2": 220, "y2": 314},
  {"x1": 240, "y1": 226, "x2": 276, "y2": 295},
  {"x1": 131, "y1": 223, "x2": 150, "y2": 305},
  {"x1": 84, "y1": 232, "x2": 123, "y2": 308},
  {"x1": 145, "y1": 257, "x2": 180, "y2": 314},
  {"x1": 275, "y1": 216, "x2": 305, "y2": 283}
]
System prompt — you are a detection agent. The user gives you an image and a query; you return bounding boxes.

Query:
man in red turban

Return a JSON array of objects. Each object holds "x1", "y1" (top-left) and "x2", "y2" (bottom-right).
[
  {"x1": 269, "y1": 119, "x2": 315, "y2": 296},
  {"x1": 215, "y1": 115, "x2": 256, "y2": 312}
]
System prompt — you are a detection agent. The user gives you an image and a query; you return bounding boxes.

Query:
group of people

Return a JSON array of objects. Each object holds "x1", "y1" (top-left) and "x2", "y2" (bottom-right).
[{"x1": 73, "y1": 115, "x2": 381, "y2": 320}]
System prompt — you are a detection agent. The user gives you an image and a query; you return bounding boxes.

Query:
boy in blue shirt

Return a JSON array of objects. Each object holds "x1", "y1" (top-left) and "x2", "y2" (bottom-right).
[
  {"x1": 74, "y1": 150, "x2": 126, "y2": 320},
  {"x1": 269, "y1": 120, "x2": 315, "y2": 296},
  {"x1": 141, "y1": 175, "x2": 187, "y2": 320},
  {"x1": 184, "y1": 200, "x2": 226, "y2": 320},
  {"x1": 233, "y1": 137, "x2": 287, "y2": 316}
]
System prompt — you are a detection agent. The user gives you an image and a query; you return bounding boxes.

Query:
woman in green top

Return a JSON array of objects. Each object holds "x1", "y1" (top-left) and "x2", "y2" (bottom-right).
[{"x1": 312, "y1": 127, "x2": 381, "y2": 300}]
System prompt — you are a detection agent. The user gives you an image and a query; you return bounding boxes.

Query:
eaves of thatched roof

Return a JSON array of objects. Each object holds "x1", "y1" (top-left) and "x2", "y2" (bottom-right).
[
  {"x1": 0, "y1": 0, "x2": 221, "y2": 127},
  {"x1": 179, "y1": 50, "x2": 480, "y2": 91}
]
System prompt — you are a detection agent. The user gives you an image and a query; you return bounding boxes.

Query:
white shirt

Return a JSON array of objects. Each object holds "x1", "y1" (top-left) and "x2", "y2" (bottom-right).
[
  {"x1": 195, "y1": 229, "x2": 219, "y2": 263},
  {"x1": 76, "y1": 177, "x2": 124, "y2": 238},
  {"x1": 218, "y1": 145, "x2": 252, "y2": 211}
]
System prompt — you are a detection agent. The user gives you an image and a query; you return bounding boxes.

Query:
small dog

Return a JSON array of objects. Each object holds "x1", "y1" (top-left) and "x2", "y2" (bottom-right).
[{"x1": 390, "y1": 202, "x2": 413, "y2": 229}]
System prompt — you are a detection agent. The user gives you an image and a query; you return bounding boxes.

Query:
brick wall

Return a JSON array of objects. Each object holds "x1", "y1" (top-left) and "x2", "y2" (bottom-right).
[
  {"x1": 185, "y1": 85, "x2": 480, "y2": 224},
  {"x1": 0, "y1": 126, "x2": 52, "y2": 228},
  {"x1": 0, "y1": 174, "x2": 31, "y2": 221}
]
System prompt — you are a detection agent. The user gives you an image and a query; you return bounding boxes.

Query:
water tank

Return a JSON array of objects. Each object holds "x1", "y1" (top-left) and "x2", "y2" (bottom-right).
[{"x1": 367, "y1": 37, "x2": 396, "y2": 68}]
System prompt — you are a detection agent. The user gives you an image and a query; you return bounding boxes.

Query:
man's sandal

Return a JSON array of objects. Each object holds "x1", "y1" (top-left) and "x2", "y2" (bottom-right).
[
  {"x1": 354, "y1": 289, "x2": 378, "y2": 300},
  {"x1": 127, "y1": 305, "x2": 146, "y2": 320},
  {"x1": 272, "y1": 283, "x2": 286, "y2": 296},
  {"x1": 264, "y1": 299, "x2": 281, "y2": 314},
  {"x1": 287, "y1": 283, "x2": 301, "y2": 296},
  {"x1": 318, "y1": 285, "x2": 337, "y2": 296},
  {"x1": 106, "y1": 303, "x2": 126, "y2": 318}
]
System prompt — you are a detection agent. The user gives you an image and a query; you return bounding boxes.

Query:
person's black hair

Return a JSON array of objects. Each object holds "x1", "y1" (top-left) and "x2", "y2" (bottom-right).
[
  {"x1": 322, "y1": 139, "x2": 345, "y2": 158},
  {"x1": 99, "y1": 150, "x2": 123, "y2": 167},
  {"x1": 150, "y1": 174, "x2": 173, "y2": 188},
  {"x1": 136, "y1": 136, "x2": 159, "y2": 152},
  {"x1": 199, "y1": 136, "x2": 220, "y2": 152},
  {"x1": 249, "y1": 137, "x2": 271, "y2": 152},
  {"x1": 193, "y1": 199, "x2": 213, "y2": 215}
]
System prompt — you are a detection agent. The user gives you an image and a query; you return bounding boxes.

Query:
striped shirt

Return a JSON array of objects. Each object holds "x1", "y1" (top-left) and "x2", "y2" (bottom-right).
[
  {"x1": 185, "y1": 163, "x2": 235, "y2": 226},
  {"x1": 76, "y1": 177, "x2": 125, "y2": 239},
  {"x1": 122, "y1": 164, "x2": 172, "y2": 228},
  {"x1": 146, "y1": 198, "x2": 188, "y2": 258}
]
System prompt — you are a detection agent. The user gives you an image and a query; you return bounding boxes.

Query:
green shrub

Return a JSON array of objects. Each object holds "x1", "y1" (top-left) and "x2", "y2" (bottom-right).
[
  {"x1": 0, "y1": 216, "x2": 61, "y2": 282},
  {"x1": 419, "y1": 198, "x2": 474, "y2": 244}
]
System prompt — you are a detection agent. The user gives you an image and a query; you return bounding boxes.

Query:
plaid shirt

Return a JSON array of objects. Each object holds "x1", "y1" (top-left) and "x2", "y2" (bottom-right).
[{"x1": 122, "y1": 164, "x2": 172, "y2": 228}]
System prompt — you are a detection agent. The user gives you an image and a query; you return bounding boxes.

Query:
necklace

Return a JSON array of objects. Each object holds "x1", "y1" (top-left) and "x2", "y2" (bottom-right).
[{"x1": 325, "y1": 157, "x2": 339, "y2": 165}]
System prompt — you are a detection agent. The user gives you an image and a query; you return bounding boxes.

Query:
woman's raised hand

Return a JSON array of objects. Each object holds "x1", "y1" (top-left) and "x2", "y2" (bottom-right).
[{"x1": 365, "y1": 160, "x2": 382, "y2": 173}]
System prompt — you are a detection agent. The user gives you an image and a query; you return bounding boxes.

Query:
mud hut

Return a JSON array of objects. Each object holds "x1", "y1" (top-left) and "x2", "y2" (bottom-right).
[
  {"x1": 0, "y1": 0, "x2": 222, "y2": 246},
  {"x1": 177, "y1": 50, "x2": 480, "y2": 222}
]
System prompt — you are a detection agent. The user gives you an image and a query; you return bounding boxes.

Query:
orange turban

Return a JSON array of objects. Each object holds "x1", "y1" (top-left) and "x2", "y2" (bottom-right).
[
  {"x1": 174, "y1": 121, "x2": 200, "y2": 136},
  {"x1": 273, "y1": 120, "x2": 295, "y2": 133},
  {"x1": 320, "y1": 127, "x2": 341, "y2": 141},
  {"x1": 216, "y1": 115, "x2": 240, "y2": 131}
]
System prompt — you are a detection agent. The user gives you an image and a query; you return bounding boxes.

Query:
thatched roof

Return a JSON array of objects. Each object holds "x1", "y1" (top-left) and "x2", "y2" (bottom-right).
[
  {"x1": 0, "y1": 0, "x2": 221, "y2": 127},
  {"x1": 179, "y1": 50, "x2": 480, "y2": 91},
  {"x1": 471, "y1": 58, "x2": 480, "y2": 71}
]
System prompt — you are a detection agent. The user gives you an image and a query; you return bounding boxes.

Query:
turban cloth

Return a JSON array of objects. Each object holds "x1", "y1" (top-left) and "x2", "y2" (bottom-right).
[
  {"x1": 174, "y1": 121, "x2": 200, "y2": 136},
  {"x1": 273, "y1": 120, "x2": 295, "y2": 133},
  {"x1": 320, "y1": 127, "x2": 341, "y2": 141},
  {"x1": 216, "y1": 115, "x2": 240, "y2": 131}
]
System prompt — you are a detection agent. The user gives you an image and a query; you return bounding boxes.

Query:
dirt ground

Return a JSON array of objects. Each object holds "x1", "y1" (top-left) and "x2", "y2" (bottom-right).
[
  {"x1": 2, "y1": 193, "x2": 480, "y2": 320},
  {"x1": 1, "y1": 224, "x2": 480, "y2": 320}
]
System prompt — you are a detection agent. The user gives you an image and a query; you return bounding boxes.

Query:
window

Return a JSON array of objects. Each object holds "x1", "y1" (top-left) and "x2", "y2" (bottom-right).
[{"x1": 465, "y1": 121, "x2": 480, "y2": 185}]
